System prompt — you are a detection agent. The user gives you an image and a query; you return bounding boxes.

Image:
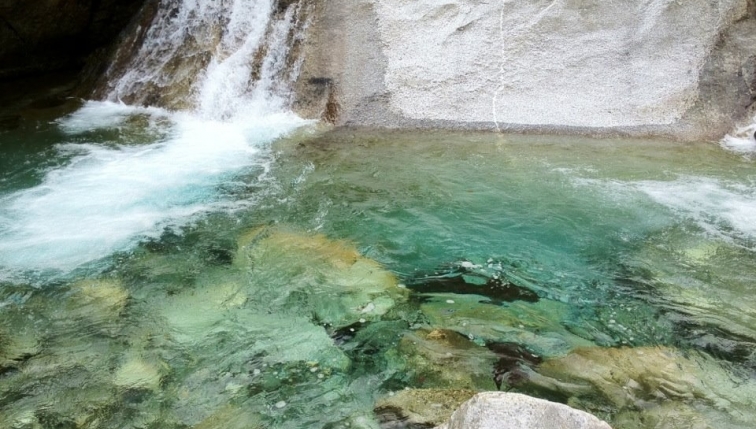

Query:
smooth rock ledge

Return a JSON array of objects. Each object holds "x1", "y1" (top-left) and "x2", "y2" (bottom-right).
[{"x1": 434, "y1": 392, "x2": 612, "y2": 429}]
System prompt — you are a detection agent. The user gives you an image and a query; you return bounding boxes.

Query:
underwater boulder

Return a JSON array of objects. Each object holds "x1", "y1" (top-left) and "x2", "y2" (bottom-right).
[
  {"x1": 387, "y1": 328, "x2": 498, "y2": 390},
  {"x1": 234, "y1": 226, "x2": 406, "y2": 328},
  {"x1": 193, "y1": 404, "x2": 262, "y2": 429},
  {"x1": 113, "y1": 355, "x2": 163, "y2": 392},
  {"x1": 525, "y1": 346, "x2": 756, "y2": 426},
  {"x1": 419, "y1": 294, "x2": 593, "y2": 359},
  {"x1": 374, "y1": 388, "x2": 477, "y2": 428},
  {"x1": 0, "y1": 326, "x2": 40, "y2": 372},
  {"x1": 612, "y1": 401, "x2": 714, "y2": 429},
  {"x1": 59, "y1": 278, "x2": 129, "y2": 336}
]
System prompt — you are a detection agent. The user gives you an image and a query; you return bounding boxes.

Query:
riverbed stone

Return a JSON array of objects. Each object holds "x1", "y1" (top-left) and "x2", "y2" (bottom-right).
[
  {"x1": 375, "y1": 388, "x2": 477, "y2": 427},
  {"x1": 419, "y1": 294, "x2": 593, "y2": 358},
  {"x1": 0, "y1": 327, "x2": 40, "y2": 371},
  {"x1": 193, "y1": 404, "x2": 262, "y2": 429},
  {"x1": 66, "y1": 278, "x2": 129, "y2": 326},
  {"x1": 388, "y1": 328, "x2": 498, "y2": 390},
  {"x1": 114, "y1": 355, "x2": 162, "y2": 392},
  {"x1": 433, "y1": 392, "x2": 612, "y2": 429},
  {"x1": 235, "y1": 226, "x2": 405, "y2": 328},
  {"x1": 612, "y1": 402, "x2": 714, "y2": 429},
  {"x1": 526, "y1": 346, "x2": 756, "y2": 426}
]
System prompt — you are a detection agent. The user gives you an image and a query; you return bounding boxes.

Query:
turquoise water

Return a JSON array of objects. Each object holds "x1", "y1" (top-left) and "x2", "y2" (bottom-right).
[{"x1": 1, "y1": 110, "x2": 755, "y2": 428}]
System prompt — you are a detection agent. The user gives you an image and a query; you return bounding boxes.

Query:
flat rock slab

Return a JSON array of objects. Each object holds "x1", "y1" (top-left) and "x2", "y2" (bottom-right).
[{"x1": 434, "y1": 392, "x2": 611, "y2": 429}]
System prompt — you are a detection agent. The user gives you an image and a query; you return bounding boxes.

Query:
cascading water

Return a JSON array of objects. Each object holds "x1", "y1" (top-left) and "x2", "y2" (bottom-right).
[
  {"x1": 721, "y1": 117, "x2": 756, "y2": 155},
  {"x1": 0, "y1": 0, "x2": 311, "y2": 278}
]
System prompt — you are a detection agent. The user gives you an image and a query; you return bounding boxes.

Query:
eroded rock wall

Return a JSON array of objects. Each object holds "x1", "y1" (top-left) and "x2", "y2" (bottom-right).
[
  {"x1": 295, "y1": 0, "x2": 756, "y2": 140},
  {"x1": 0, "y1": 0, "x2": 146, "y2": 79}
]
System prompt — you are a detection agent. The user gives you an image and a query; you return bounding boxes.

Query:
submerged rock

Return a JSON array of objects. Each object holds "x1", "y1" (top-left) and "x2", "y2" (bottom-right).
[
  {"x1": 235, "y1": 226, "x2": 405, "y2": 328},
  {"x1": 66, "y1": 278, "x2": 129, "y2": 325},
  {"x1": 113, "y1": 355, "x2": 162, "y2": 392},
  {"x1": 524, "y1": 346, "x2": 756, "y2": 426},
  {"x1": 193, "y1": 404, "x2": 262, "y2": 429},
  {"x1": 419, "y1": 294, "x2": 594, "y2": 359},
  {"x1": 0, "y1": 327, "x2": 40, "y2": 372},
  {"x1": 613, "y1": 402, "x2": 714, "y2": 429},
  {"x1": 388, "y1": 328, "x2": 498, "y2": 390},
  {"x1": 433, "y1": 392, "x2": 612, "y2": 429},
  {"x1": 375, "y1": 388, "x2": 477, "y2": 428}
]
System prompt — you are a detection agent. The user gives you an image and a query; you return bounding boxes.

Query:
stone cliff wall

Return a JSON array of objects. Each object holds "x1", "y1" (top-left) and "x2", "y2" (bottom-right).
[
  {"x1": 295, "y1": 0, "x2": 756, "y2": 141},
  {"x1": 0, "y1": 0, "x2": 145, "y2": 79}
]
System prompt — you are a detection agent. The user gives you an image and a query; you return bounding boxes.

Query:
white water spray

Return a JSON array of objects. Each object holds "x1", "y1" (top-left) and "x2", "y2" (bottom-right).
[
  {"x1": 0, "y1": 0, "x2": 311, "y2": 277},
  {"x1": 721, "y1": 119, "x2": 756, "y2": 155}
]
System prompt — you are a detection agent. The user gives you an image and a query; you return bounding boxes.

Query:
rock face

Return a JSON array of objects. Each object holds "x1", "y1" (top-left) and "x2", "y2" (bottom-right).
[
  {"x1": 433, "y1": 392, "x2": 612, "y2": 429},
  {"x1": 0, "y1": 0, "x2": 146, "y2": 79},
  {"x1": 295, "y1": 0, "x2": 756, "y2": 140}
]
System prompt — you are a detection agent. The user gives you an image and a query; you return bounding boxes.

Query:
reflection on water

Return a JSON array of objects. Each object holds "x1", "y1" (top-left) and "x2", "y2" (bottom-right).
[{"x1": 1, "y1": 126, "x2": 756, "y2": 428}]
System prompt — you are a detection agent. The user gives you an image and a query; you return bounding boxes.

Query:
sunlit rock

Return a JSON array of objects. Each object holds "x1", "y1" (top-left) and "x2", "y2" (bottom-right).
[
  {"x1": 386, "y1": 328, "x2": 497, "y2": 390},
  {"x1": 375, "y1": 388, "x2": 477, "y2": 428},
  {"x1": 298, "y1": 0, "x2": 756, "y2": 140},
  {"x1": 434, "y1": 392, "x2": 612, "y2": 429}
]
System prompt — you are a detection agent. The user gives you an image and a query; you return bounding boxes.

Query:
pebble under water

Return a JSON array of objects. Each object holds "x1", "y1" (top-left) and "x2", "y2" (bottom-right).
[{"x1": 1, "y1": 113, "x2": 756, "y2": 428}]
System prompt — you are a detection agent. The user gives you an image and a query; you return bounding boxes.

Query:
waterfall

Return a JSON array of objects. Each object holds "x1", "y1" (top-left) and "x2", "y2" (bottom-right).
[
  {"x1": 0, "y1": 0, "x2": 312, "y2": 279},
  {"x1": 99, "y1": 0, "x2": 309, "y2": 117}
]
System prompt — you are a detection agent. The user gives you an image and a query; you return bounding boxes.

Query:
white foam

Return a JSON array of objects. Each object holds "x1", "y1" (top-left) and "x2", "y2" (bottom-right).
[
  {"x1": 635, "y1": 177, "x2": 756, "y2": 244},
  {"x1": 0, "y1": 0, "x2": 312, "y2": 278},
  {"x1": 57, "y1": 101, "x2": 171, "y2": 134},
  {"x1": 721, "y1": 120, "x2": 756, "y2": 155},
  {"x1": 0, "y1": 102, "x2": 309, "y2": 275}
]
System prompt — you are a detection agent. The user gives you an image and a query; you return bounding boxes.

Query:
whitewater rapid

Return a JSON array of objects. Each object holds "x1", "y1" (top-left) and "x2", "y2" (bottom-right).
[
  {"x1": 0, "y1": 102, "x2": 308, "y2": 276},
  {"x1": 0, "y1": 0, "x2": 311, "y2": 279}
]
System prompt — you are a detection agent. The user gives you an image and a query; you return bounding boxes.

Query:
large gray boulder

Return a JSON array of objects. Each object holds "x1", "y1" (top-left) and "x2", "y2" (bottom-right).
[
  {"x1": 295, "y1": 0, "x2": 756, "y2": 140},
  {"x1": 433, "y1": 392, "x2": 612, "y2": 429}
]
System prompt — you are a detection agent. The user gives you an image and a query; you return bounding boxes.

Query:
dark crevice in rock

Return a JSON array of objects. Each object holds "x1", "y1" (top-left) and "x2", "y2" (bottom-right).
[{"x1": 0, "y1": 14, "x2": 25, "y2": 47}]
